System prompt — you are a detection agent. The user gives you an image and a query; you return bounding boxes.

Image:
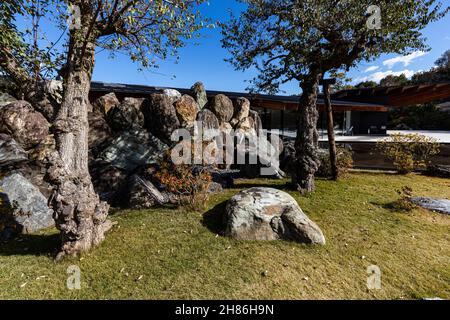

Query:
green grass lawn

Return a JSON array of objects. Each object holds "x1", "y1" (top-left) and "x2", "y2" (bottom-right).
[{"x1": 0, "y1": 172, "x2": 449, "y2": 300}]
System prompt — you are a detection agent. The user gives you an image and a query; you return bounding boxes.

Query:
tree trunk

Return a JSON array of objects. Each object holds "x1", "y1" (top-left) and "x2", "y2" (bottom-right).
[
  {"x1": 292, "y1": 73, "x2": 322, "y2": 193},
  {"x1": 47, "y1": 26, "x2": 113, "y2": 260},
  {"x1": 323, "y1": 83, "x2": 339, "y2": 180}
]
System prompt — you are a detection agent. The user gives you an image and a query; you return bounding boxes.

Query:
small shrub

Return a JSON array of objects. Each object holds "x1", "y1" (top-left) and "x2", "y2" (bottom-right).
[
  {"x1": 316, "y1": 146, "x2": 354, "y2": 178},
  {"x1": 155, "y1": 154, "x2": 212, "y2": 212},
  {"x1": 390, "y1": 186, "x2": 417, "y2": 212},
  {"x1": 377, "y1": 133, "x2": 440, "y2": 174}
]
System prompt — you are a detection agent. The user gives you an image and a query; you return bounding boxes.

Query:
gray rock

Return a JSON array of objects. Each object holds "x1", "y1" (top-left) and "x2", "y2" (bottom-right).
[
  {"x1": 0, "y1": 134, "x2": 28, "y2": 167},
  {"x1": 107, "y1": 97, "x2": 145, "y2": 131},
  {"x1": 127, "y1": 175, "x2": 168, "y2": 209},
  {"x1": 142, "y1": 94, "x2": 180, "y2": 145},
  {"x1": 0, "y1": 92, "x2": 17, "y2": 107},
  {"x1": 162, "y1": 89, "x2": 182, "y2": 105},
  {"x1": 225, "y1": 187, "x2": 325, "y2": 244},
  {"x1": 99, "y1": 128, "x2": 168, "y2": 172},
  {"x1": 191, "y1": 82, "x2": 208, "y2": 109},
  {"x1": 209, "y1": 94, "x2": 234, "y2": 123},
  {"x1": 6, "y1": 163, "x2": 53, "y2": 199},
  {"x1": 196, "y1": 109, "x2": 220, "y2": 141},
  {"x1": 410, "y1": 197, "x2": 450, "y2": 215},
  {"x1": 0, "y1": 100, "x2": 50, "y2": 150},
  {"x1": 0, "y1": 173, "x2": 54, "y2": 239}
]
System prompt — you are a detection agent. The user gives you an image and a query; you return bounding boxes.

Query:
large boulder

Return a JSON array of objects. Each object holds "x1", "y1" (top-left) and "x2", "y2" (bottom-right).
[
  {"x1": 6, "y1": 163, "x2": 53, "y2": 199},
  {"x1": 196, "y1": 109, "x2": 220, "y2": 141},
  {"x1": 225, "y1": 188, "x2": 325, "y2": 244},
  {"x1": 0, "y1": 173, "x2": 54, "y2": 240},
  {"x1": 142, "y1": 94, "x2": 180, "y2": 145},
  {"x1": 0, "y1": 92, "x2": 17, "y2": 107},
  {"x1": 93, "y1": 92, "x2": 120, "y2": 115},
  {"x1": 0, "y1": 100, "x2": 50, "y2": 150},
  {"x1": 99, "y1": 128, "x2": 168, "y2": 172},
  {"x1": 174, "y1": 95, "x2": 199, "y2": 128},
  {"x1": 209, "y1": 94, "x2": 234, "y2": 123},
  {"x1": 88, "y1": 111, "x2": 112, "y2": 150},
  {"x1": 107, "y1": 97, "x2": 145, "y2": 131},
  {"x1": 0, "y1": 134, "x2": 28, "y2": 167},
  {"x1": 230, "y1": 97, "x2": 250, "y2": 127},
  {"x1": 191, "y1": 82, "x2": 208, "y2": 109},
  {"x1": 162, "y1": 89, "x2": 182, "y2": 105},
  {"x1": 126, "y1": 175, "x2": 168, "y2": 209}
]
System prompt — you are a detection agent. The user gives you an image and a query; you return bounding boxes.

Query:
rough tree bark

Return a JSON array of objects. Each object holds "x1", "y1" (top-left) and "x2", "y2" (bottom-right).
[
  {"x1": 293, "y1": 72, "x2": 322, "y2": 193},
  {"x1": 47, "y1": 21, "x2": 113, "y2": 260}
]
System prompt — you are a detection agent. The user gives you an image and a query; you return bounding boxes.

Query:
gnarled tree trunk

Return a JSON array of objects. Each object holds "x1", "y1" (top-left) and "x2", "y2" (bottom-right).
[
  {"x1": 47, "y1": 25, "x2": 113, "y2": 260},
  {"x1": 293, "y1": 73, "x2": 322, "y2": 193}
]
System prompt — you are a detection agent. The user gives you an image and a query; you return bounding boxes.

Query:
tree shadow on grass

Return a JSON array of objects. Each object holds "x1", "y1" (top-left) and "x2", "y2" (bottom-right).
[
  {"x1": 202, "y1": 201, "x2": 228, "y2": 235},
  {"x1": 0, "y1": 233, "x2": 60, "y2": 257}
]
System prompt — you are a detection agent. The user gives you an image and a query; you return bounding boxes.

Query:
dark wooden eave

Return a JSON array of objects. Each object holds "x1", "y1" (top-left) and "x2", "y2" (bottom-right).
[{"x1": 332, "y1": 82, "x2": 450, "y2": 107}]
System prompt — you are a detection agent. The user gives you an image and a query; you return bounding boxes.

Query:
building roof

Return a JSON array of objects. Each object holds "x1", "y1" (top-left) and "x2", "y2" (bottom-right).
[{"x1": 332, "y1": 82, "x2": 450, "y2": 107}]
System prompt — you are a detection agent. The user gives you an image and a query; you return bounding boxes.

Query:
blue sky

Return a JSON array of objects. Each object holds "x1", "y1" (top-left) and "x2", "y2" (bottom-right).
[{"x1": 17, "y1": 0, "x2": 450, "y2": 95}]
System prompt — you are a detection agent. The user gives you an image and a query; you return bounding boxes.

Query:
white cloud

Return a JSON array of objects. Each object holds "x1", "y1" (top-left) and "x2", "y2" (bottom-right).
[
  {"x1": 383, "y1": 51, "x2": 428, "y2": 69},
  {"x1": 364, "y1": 66, "x2": 379, "y2": 73},
  {"x1": 354, "y1": 69, "x2": 416, "y2": 84}
]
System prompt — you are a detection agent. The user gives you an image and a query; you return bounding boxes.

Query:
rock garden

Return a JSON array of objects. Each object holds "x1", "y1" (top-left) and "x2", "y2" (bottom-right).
[
  {"x1": 0, "y1": 81, "x2": 449, "y2": 300},
  {"x1": 1, "y1": 80, "x2": 319, "y2": 243}
]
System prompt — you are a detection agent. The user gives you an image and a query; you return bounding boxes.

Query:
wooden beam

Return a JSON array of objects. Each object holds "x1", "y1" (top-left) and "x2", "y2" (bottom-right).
[{"x1": 322, "y1": 78, "x2": 338, "y2": 180}]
